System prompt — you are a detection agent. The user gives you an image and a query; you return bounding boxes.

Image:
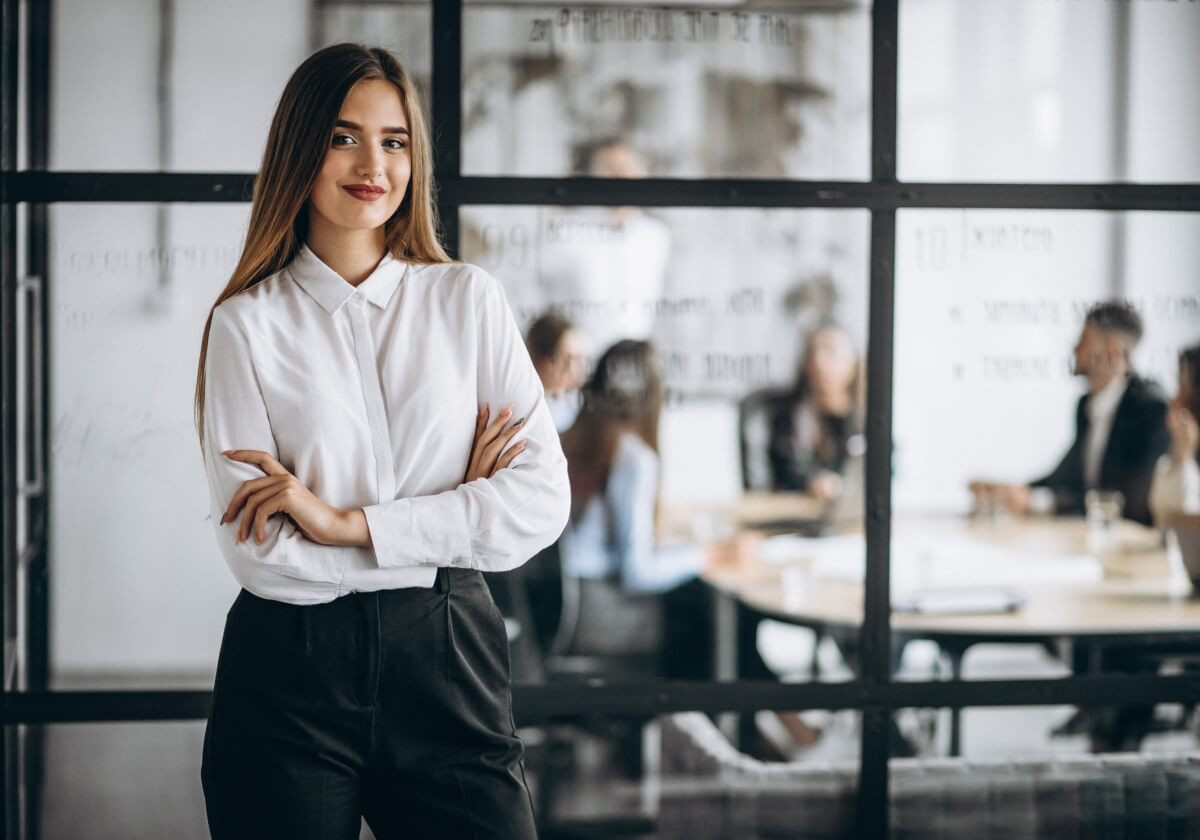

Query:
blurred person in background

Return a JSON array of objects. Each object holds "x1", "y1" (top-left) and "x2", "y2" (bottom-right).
[
  {"x1": 971, "y1": 300, "x2": 1170, "y2": 527},
  {"x1": 537, "y1": 139, "x2": 671, "y2": 356},
  {"x1": 1150, "y1": 341, "x2": 1200, "y2": 524},
  {"x1": 558, "y1": 340, "x2": 822, "y2": 752},
  {"x1": 768, "y1": 322, "x2": 865, "y2": 504},
  {"x1": 526, "y1": 311, "x2": 588, "y2": 433}
]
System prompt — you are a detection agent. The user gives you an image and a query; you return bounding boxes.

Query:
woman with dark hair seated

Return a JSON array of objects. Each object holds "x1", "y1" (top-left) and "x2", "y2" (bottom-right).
[{"x1": 769, "y1": 322, "x2": 864, "y2": 502}]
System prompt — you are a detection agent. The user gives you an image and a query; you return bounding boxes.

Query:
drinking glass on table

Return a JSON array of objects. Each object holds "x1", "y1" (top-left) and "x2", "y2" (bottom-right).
[{"x1": 1085, "y1": 489, "x2": 1125, "y2": 555}]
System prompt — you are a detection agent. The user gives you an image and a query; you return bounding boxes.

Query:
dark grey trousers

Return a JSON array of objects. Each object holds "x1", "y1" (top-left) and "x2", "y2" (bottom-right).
[{"x1": 201, "y1": 567, "x2": 537, "y2": 839}]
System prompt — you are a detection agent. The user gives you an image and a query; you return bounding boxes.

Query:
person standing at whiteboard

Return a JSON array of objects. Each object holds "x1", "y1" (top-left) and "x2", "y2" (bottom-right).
[
  {"x1": 193, "y1": 44, "x2": 568, "y2": 839},
  {"x1": 537, "y1": 140, "x2": 671, "y2": 356}
]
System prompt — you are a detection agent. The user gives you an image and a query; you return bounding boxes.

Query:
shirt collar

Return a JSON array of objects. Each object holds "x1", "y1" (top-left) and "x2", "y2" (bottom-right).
[{"x1": 287, "y1": 242, "x2": 407, "y2": 315}]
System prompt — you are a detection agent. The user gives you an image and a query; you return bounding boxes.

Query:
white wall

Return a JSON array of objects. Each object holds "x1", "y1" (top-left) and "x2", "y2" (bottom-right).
[
  {"x1": 893, "y1": 0, "x2": 1200, "y2": 512},
  {"x1": 1121, "y1": 3, "x2": 1200, "y2": 389}
]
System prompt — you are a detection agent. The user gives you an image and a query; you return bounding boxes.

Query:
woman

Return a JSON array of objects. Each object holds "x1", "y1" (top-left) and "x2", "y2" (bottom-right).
[
  {"x1": 768, "y1": 323, "x2": 864, "y2": 501},
  {"x1": 525, "y1": 311, "x2": 588, "y2": 432},
  {"x1": 558, "y1": 340, "x2": 746, "y2": 676},
  {"x1": 557, "y1": 341, "x2": 820, "y2": 751},
  {"x1": 558, "y1": 340, "x2": 738, "y2": 608},
  {"x1": 1150, "y1": 341, "x2": 1200, "y2": 524},
  {"x1": 194, "y1": 44, "x2": 568, "y2": 839}
]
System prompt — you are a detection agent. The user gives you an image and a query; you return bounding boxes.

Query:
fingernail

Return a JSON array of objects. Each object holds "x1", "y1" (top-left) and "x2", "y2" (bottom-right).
[{"x1": 516, "y1": 417, "x2": 525, "y2": 426}]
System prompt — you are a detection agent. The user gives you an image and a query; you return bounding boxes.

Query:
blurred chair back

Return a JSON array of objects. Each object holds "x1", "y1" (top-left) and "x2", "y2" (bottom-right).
[
  {"x1": 547, "y1": 572, "x2": 664, "y2": 679},
  {"x1": 483, "y1": 543, "x2": 565, "y2": 683},
  {"x1": 738, "y1": 387, "x2": 790, "y2": 491}
]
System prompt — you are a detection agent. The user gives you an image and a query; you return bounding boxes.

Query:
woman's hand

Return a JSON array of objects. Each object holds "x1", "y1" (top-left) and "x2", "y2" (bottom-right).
[
  {"x1": 809, "y1": 470, "x2": 845, "y2": 503},
  {"x1": 464, "y1": 403, "x2": 526, "y2": 484},
  {"x1": 705, "y1": 531, "x2": 763, "y2": 573},
  {"x1": 1168, "y1": 402, "x2": 1199, "y2": 465},
  {"x1": 220, "y1": 450, "x2": 348, "y2": 546}
]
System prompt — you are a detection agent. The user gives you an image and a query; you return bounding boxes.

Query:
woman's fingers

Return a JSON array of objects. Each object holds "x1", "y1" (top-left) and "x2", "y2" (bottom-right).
[
  {"x1": 482, "y1": 417, "x2": 525, "y2": 466},
  {"x1": 492, "y1": 440, "x2": 527, "y2": 474},
  {"x1": 221, "y1": 475, "x2": 277, "y2": 525},
  {"x1": 478, "y1": 405, "x2": 512, "y2": 448},
  {"x1": 468, "y1": 405, "x2": 512, "y2": 475},
  {"x1": 236, "y1": 477, "x2": 289, "y2": 543},
  {"x1": 463, "y1": 404, "x2": 526, "y2": 483},
  {"x1": 253, "y1": 494, "x2": 286, "y2": 544},
  {"x1": 473, "y1": 404, "x2": 488, "y2": 444},
  {"x1": 223, "y1": 449, "x2": 288, "y2": 476}
]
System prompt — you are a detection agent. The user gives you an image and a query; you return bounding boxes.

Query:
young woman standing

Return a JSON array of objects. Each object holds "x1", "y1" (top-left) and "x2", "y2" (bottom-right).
[{"x1": 194, "y1": 44, "x2": 568, "y2": 839}]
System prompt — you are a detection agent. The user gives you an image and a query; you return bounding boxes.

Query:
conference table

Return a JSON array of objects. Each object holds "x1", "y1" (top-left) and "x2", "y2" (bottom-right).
[{"x1": 689, "y1": 493, "x2": 1200, "y2": 755}]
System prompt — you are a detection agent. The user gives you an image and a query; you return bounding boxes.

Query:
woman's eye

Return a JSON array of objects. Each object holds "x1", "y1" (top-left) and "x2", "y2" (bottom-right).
[
  {"x1": 383, "y1": 138, "x2": 407, "y2": 150},
  {"x1": 332, "y1": 134, "x2": 356, "y2": 147}
]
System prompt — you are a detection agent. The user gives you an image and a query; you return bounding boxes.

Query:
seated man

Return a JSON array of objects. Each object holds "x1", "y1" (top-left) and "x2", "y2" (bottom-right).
[
  {"x1": 972, "y1": 300, "x2": 1169, "y2": 527},
  {"x1": 972, "y1": 300, "x2": 1170, "y2": 749}
]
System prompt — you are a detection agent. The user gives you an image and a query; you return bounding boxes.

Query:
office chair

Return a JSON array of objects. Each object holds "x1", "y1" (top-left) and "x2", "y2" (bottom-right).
[{"x1": 736, "y1": 386, "x2": 828, "y2": 681}]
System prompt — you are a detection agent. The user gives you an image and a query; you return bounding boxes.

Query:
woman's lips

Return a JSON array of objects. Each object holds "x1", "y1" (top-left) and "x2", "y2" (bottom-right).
[{"x1": 343, "y1": 185, "x2": 386, "y2": 202}]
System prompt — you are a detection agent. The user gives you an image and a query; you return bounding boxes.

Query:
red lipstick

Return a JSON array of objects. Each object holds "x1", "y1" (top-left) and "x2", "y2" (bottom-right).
[{"x1": 343, "y1": 184, "x2": 386, "y2": 201}]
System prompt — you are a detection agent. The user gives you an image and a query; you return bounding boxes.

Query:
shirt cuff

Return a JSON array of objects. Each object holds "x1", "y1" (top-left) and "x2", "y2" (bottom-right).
[{"x1": 362, "y1": 492, "x2": 474, "y2": 569}]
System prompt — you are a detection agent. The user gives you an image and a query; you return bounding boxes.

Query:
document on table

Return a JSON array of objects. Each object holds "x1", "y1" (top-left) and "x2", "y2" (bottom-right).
[
  {"x1": 761, "y1": 533, "x2": 1102, "y2": 611},
  {"x1": 892, "y1": 588, "x2": 1025, "y2": 615}
]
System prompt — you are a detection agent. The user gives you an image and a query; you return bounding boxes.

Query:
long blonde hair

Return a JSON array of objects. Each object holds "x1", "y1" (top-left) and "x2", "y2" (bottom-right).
[{"x1": 194, "y1": 43, "x2": 451, "y2": 453}]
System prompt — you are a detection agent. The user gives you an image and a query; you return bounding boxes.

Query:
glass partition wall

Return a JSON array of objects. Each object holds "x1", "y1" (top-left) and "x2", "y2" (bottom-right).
[{"x1": 2, "y1": 0, "x2": 1199, "y2": 838}]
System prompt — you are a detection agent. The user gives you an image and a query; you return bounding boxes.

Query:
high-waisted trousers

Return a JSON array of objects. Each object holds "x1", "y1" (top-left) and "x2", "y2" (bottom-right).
[{"x1": 201, "y1": 567, "x2": 537, "y2": 839}]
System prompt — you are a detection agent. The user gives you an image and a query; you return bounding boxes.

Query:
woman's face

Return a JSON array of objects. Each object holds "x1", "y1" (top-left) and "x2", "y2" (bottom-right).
[
  {"x1": 308, "y1": 79, "x2": 412, "y2": 235},
  {"x1": 537, "y1": 329, "x2": 587, "y2": 395},
  {"x1": 804, "y1": 327, "x2": 858, "y2": 396}
]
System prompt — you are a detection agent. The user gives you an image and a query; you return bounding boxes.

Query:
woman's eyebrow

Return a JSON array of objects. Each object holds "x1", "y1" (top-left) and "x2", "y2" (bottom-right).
[{"x1": 334, "y1": 119, "x2": 410, "y2": 135}]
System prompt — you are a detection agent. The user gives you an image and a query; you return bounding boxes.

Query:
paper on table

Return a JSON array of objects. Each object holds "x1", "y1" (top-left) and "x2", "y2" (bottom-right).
[
  {"x1": 892, "y1": 588, "x2": 1025, "y2": 615},
  {"x1": 761, "y1": 533, "x2": 1102, "y2": 600}
]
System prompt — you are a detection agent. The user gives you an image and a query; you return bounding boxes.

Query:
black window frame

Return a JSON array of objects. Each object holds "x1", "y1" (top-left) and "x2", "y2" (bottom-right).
[{"x1": 3, "y1": 1, "x2": 1200, "y2": 838}]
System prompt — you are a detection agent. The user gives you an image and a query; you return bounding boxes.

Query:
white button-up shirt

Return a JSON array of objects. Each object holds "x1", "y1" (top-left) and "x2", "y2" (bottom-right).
[
  {"x1": 202, "y1": 243, "x2": 570, "y2": 605},
  {"x1": 1083, "y1": 374, "x2": 1129, "y2": 490}
]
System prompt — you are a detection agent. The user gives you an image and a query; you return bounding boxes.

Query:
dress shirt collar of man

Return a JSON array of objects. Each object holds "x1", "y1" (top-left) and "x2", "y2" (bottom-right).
[
  {"x1": 287, "y1": 242, "x2": 408, "y2": 314},
  {"x1": 1088, "y1": 372, "x2": 1129, "y2": 424}
]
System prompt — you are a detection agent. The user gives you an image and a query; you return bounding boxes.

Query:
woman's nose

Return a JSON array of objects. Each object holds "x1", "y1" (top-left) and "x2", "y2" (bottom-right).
[{"x1": 356, "y1": 145, "x2": 384, "y2": 177}]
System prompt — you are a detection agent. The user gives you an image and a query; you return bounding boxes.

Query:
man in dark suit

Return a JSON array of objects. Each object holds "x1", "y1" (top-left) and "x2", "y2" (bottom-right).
[
  {"x1": 972, "y1": 300, "x2": 1169, "y2": 527},
  {"x1": 972, "y1": 300, "x2": 1170, "y2": 749}
]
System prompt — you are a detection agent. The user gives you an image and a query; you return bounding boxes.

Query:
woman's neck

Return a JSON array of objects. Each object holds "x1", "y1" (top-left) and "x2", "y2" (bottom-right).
[
  {"x1": 811, "y1": 387, "x2": 852, "y2": 416},
  {"x1": 306, "y1": 216, "x2": 387, "y2": 287}
]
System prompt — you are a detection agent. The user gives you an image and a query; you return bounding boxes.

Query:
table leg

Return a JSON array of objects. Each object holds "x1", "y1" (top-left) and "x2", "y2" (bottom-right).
[
  {"x1": 713, "y1": 588, "x2": 739, "y2": 743},
  {"x1": 945, "y1": 646, "x2": 966, "y2": 757}
]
